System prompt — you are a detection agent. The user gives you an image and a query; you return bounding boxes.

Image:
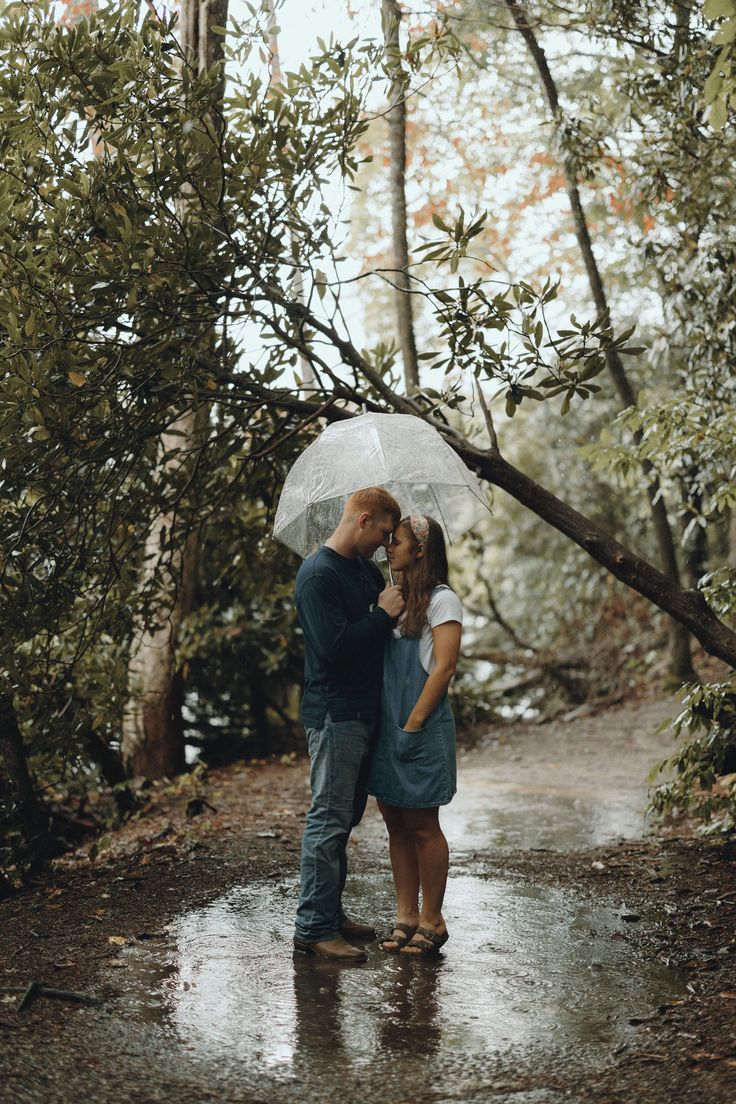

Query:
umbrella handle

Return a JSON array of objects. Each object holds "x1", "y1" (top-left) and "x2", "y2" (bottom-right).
[{"x1": 388, "y1": 563, "x2": 395, "y2": 586}]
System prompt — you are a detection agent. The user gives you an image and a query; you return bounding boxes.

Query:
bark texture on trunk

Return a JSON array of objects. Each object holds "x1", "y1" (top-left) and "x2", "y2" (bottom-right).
[
  {"x1": 265, "y1": 0, "x2": 315, "y2": 398},
  {"x1": 729, "y1": 509, "x2": 736, "y2": 569},
  {"x1": 504, "y1": 0, "x2": 694, "y2": 680},
  {"x1": 122, "y1": 412, "x2": 203, "y2": 778},
  {"x1": 0, "y1": 695, "x2": 49, "y2": 863},
  {"x1": 382, "y1": 0, "x2": 420, "y2": 394},
  {"x1": 122, "y1": 1, "x2": 228, "y2": 779}
]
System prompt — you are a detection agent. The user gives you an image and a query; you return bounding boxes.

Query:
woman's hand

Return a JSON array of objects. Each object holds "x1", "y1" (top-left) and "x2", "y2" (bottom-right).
[{"x1": 400, "y1": 621, "x2": 461, "y2": 734}]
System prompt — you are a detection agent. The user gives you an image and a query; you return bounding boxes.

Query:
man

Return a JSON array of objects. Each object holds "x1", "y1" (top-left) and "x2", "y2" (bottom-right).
[{"x1": 293, "y1": 486, "x2": 404, "y2": 962}]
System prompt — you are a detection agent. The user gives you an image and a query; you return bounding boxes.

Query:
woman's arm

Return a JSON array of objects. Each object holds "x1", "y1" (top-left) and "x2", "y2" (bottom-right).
[{"x1": 403, "y1": 621, "x2": 462, "y2": 731}]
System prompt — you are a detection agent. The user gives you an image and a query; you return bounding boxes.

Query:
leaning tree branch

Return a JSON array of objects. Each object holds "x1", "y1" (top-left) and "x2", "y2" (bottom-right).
[
  {"x1": 458, "y1": 446, "x2": 736, "y2": 668},
  {"x1": 219, "y1": 374, "x2": 736, "y2": 669}
]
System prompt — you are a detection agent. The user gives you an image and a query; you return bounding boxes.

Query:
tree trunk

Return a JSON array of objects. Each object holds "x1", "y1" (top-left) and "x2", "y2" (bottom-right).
[
  {"x1": 382, "y1": 0, "x2": 420, "y2": 394},
  {"x1": 122, "y1": 0, "x2": 228, "y2": 779},
  {"x1": 672, "y1": 1, "x2": 692, "y2": 60},
  {"x1": 680, "y1": 484, "x2": 708, "y2": 590},
  {"x1": 264, "y1": 0, "x2": 315, "y2": 398},
  {"x1": 249, "y1": 676, "x2": 270, "y2": 758},
  {"x1": 83, "y1": 727, "x2": 127, "y2": 790},
  {"x1": 122, "y1": 413, "x2": 202, "y2": 778},
  {"x1": 504, "y1": 0, "x2": 695, "y2": 682},
  {"x1": 0, "y1": 695, "x2": 50, "y2": 865},
  {"x1": 82, "y1": 724, "x2": 137, "y2": 816}
]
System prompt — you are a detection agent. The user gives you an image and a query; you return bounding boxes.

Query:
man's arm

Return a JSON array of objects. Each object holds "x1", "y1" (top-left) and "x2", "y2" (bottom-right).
[{"x1": 297, "y1": 574, "x2": 395, "y2": 665}]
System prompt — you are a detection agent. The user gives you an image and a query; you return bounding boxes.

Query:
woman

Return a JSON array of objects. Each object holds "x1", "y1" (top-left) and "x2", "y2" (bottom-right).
[{"x1": 366, "y1": 513, "x2": 463, "y2": 955}]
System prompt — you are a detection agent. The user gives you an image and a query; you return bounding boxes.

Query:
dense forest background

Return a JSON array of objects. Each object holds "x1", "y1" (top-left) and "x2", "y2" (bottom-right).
[{"x1": 1, "y1": 0, "x2": 735, "y2": 889}]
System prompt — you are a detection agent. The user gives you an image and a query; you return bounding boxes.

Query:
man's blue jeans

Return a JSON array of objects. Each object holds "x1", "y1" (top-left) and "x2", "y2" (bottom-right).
[{"x1": 294, "y1": 714, "x2": 372, "y2": 943}]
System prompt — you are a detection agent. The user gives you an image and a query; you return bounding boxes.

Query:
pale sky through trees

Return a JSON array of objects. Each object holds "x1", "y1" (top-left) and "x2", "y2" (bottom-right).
[
  {"x1": 226, "y1": 0, "x2": 667, "y2": 403},
  {"x1": 258, "y1": 1, "x2": 665, "y2": 368}
]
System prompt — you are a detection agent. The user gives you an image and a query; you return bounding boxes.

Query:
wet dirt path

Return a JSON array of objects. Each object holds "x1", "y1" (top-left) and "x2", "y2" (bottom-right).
[{"x1": 3, "y1": 693, "x2": 736, "y2": 1103}]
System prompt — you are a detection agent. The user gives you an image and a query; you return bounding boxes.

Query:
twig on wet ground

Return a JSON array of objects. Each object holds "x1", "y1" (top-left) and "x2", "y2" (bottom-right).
[{"x1": 14, "y1": 981, "x2": 102, "y2": 1013}]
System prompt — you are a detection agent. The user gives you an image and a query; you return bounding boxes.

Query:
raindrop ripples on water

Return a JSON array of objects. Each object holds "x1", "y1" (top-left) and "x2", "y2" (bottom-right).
[{"x1": 109, "y1": 873, "x2": 685, "y2": 1090}]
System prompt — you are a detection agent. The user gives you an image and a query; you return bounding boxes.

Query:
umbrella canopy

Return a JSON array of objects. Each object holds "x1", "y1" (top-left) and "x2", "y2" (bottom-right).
[{"x1": 273, "y1": 412, "x2": 490, "y2": 558}]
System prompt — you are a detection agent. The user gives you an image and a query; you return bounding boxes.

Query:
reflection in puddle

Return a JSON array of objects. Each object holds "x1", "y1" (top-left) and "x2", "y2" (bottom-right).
[{"x1": 111, "y1": 875, "x2": 685, "y2": 1093}]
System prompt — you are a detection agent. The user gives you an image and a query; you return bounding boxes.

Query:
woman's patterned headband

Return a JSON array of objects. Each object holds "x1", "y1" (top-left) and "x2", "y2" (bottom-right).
[{"x1": 409, "y1": 512, "x2": 429, "y2": 547}]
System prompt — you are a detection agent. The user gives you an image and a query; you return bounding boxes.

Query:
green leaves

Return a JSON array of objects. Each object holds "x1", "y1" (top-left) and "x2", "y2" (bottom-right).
[
  {"x1": 416, "y1": 207, "x2": 487, "y2": 273},
  {"x1": 650, "y1": 674, "x2": 736, "y2": 828},
  {"x1": 702, "y1": 0, "x2": 736, "y2": 129},
  {"x1": 703, "y1": 0, "x2": 736, "y2": 20}
]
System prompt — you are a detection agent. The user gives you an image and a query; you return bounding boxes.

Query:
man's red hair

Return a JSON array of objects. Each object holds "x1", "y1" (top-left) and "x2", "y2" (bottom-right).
[{"x1": 344, "y1": 487, "x2": 401, "y2": 525}]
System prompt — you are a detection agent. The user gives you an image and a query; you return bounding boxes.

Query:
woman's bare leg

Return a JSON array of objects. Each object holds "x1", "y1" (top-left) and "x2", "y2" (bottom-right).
[
  {"x1": 400, "y1": 806, "x2": 448, "y2": 952},
  {"x1": 377, "y1": 800, "x2": 420, "y2": 948}
]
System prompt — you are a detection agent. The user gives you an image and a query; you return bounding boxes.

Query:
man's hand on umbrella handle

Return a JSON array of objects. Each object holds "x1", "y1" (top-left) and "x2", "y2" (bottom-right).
[{"x1": 378, "y1": 585, "x2": 404, "y2": 619}]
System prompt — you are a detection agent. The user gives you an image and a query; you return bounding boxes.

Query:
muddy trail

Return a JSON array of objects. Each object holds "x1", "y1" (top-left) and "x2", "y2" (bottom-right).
[{"x1": 3, "y1": 693, "x2": 736, "y2": 1104}]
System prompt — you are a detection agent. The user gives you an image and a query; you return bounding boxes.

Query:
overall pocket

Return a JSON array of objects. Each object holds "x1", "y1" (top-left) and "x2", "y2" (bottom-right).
[{"x1": 394, "y1": 724, "x2": 427, "y2": 764}]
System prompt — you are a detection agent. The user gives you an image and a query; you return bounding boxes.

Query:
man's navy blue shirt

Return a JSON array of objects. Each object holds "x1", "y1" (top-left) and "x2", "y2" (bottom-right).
[{"x1": 295, "y1": 545, "x2": 392, "y2": 728}]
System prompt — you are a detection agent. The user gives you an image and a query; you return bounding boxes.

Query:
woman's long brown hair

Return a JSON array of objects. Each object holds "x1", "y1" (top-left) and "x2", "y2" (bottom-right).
[{"x1": 398, "y1": 516, "x2": 449, "y2": 638}]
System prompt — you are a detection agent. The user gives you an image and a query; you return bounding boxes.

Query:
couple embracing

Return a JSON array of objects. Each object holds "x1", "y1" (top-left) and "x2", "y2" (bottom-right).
[{"x1": 293, "y1": 487, "x2": 463, "y2": 962}]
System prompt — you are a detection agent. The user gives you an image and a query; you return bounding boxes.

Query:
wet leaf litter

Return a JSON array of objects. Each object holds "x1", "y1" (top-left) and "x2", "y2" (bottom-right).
[{"x1": 2, "y1": 693, "x2": 736, "y2": 1103}]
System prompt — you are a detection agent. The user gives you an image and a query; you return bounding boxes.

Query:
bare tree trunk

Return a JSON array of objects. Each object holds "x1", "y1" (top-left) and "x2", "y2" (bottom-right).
[
  {"x1": 728, "y1": 509, "x2": 736, "y2": 569},
  {"x1": 249, "y1": 676, "x2": 270, "y2": 758},
  {"x1": 0, "y1": 695, "x2": 50, "y2": 866},
  {"x1": 122, "y1": 413, "x2": 201, "y2": 777},
  {"x1": 672, "y1": 1, "x2": 692, "y2": 60},
  {"x1": 264, "y1": 0, "x2": 315, "y2": 398},
  {"x1": 382, "y1": 0, "x2": 420, "y2": 394},
  {"x1": 504, "y1": 0, "x2": 694, "y2": 681},
  {"x1": 122, "y1": 0, "x2": 228, "y2": 778}
]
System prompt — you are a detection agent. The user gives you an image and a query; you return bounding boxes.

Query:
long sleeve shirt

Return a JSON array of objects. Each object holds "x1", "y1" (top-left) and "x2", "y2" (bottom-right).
[{"x1": 295, "y1": 546, "x2": 393, "y2": 728}]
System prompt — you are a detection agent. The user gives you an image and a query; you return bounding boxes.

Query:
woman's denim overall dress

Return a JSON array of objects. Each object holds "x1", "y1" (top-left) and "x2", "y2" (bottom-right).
[{"x1": 367, "y1": 590, "x2": 457, "y2": 809}]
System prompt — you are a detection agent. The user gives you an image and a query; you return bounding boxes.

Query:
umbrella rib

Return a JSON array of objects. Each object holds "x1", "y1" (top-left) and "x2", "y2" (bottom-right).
[
  {"x1": 373, "y1": 418, "x2": 390, "y2": 484},
  {"x1": 430, "y1": 484, "x2": 453, "y2": 546}
]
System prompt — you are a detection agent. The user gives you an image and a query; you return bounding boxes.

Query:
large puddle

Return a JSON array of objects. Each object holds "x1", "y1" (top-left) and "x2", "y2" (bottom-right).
[{"x1": 107, "y1": 875, "x2": 685, "y2": 1099}]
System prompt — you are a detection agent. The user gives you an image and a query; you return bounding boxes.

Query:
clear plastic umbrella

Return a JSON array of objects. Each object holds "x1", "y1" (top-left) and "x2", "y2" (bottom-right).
[{"x1": 273, "y1": 412, "x2": 491, "y2": 565}]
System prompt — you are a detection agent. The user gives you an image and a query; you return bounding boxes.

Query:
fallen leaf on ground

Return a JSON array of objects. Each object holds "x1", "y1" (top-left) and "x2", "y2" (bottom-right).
[{"x1": 107, "y1": 935, "x2": 126, "y2": 946}]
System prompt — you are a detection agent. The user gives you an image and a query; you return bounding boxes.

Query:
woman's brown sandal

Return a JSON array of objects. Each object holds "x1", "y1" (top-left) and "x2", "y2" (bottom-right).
[
  {"x1": 380, "y1": 922, "x2": 417, "y2": 952},
  {"x1": 400, "y1": 927, "x2": 449, "y2": 955}
]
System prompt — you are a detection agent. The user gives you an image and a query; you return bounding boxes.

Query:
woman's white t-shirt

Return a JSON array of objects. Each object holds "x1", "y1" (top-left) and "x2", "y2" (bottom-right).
[{"x1": 392, "y1": 585, "x2": 464, "y2": 673}]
